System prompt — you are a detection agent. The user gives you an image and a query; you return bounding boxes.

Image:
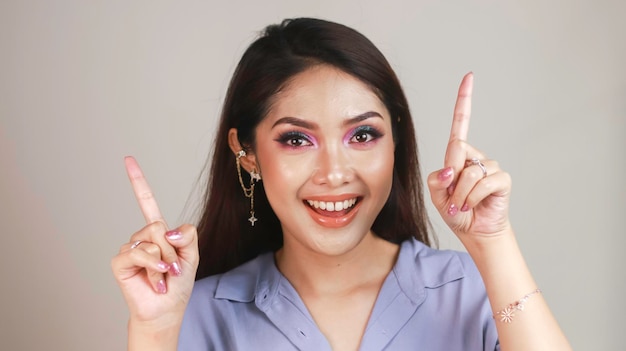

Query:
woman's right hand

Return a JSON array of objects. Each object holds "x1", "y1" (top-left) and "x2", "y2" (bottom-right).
[{"x1": 111, "y1": 156, "x2": 199, "y2": 333}]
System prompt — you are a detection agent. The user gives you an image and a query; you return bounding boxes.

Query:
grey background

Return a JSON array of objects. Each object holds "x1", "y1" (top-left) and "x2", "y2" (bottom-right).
[{"x1": 1, "y1": 0, "x2": 624, "y2": 350}]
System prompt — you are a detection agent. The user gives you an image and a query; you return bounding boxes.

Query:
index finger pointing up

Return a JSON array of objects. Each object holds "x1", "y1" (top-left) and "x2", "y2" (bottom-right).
[
  {"x1": 448, "y1": 72, "x2": 474, "y2": 143},
  {"x1": 124, "y1": 156, "x2": 167, "y2": 226}
]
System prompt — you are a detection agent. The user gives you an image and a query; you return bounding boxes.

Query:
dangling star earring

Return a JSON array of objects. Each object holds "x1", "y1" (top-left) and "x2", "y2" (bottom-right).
[
  {"x1": 250, "y1": 169, "x2": 261, "y2": 182},
  {"x1": 236, "y1": 150, "x2": 261, "y2": 226}
]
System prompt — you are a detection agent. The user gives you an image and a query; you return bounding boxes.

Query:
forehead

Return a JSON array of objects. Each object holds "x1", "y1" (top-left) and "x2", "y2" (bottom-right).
[{"x1": 266, "y1": 65, "x2": 388, "y2": 119}]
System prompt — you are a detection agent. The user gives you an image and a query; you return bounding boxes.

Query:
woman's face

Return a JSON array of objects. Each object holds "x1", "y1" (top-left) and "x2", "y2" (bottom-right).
[{"x1": 253, "y1": 65, "x2": 395, "y2": 257}]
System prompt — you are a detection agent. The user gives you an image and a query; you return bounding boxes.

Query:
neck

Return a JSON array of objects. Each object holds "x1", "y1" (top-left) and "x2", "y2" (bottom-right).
[{"x1": 275, "y1": 232, "x2": 399, "y2": 297}]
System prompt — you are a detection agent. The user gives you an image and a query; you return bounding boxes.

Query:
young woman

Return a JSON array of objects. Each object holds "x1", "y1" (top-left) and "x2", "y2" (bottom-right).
[{"x1": 111, "y1": 18, "x2": 571, "y2": 350}]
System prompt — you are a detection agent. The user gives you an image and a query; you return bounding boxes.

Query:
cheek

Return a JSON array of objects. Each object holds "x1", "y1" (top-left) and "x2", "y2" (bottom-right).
[
  {"x1": 257, "y1": 155, "x2": 314, "y2": 225},
  {"x1": 358, "y1": 145, "x2": 395, "y2": 190},
  {"x1": 257, "y1": 153, "x2": 308, "y2": 199}
]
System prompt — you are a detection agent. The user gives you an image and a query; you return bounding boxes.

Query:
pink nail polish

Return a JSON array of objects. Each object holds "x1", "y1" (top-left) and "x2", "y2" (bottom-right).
[
  {"x1": 165, "y1": 230, "x2": 183, "y2": 240},
  {"x1": 438, "y1": 167, "x2": 453, "y2": 181},
  {"x1": 447, "y1": 183, "x2": 455, "y2": 196},
  {"x1": 157, "y1": 279, "x2": 167, "y2": 294},
  {"x1": 157, "y1": 261, "x2": 170, "y2": 271},
  {"x1": 170, "y1": 262, "x2": 182, "y2": 276},
  {"x1": 447, "y1": 204, "x2": 458, "y2": 216},
  {"x1": 461, "y1": 203, "x2": 469, "y2": 212}
]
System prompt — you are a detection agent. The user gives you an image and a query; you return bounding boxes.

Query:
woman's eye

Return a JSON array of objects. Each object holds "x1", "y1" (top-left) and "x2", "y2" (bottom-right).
[
  {"x1": 348, "y1": 126, "x2": 382, "y2": 144},
  {"x1": 276, "y1": 131, "x2": 313, "y2": 148},
  {"x1": 287, "y1": 137, "x2": 309, "y2": 147},
  {"x1": 351, "y1": 132, "x2": 374, "y2": 143}
]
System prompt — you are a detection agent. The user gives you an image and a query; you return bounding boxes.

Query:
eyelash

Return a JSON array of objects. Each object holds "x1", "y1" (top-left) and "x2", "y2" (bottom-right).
[
  {"x1": 348, "y1": 125, "x2": 383, "y2": 144},
  {"x1": 275, "y1": 131, "x2": 314, "y2": 148},
  {"x1": 274, "y1": 125, "x2": 384, "y2": 149}
]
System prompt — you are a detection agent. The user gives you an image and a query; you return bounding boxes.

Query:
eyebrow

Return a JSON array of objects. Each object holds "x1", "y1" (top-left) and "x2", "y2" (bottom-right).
[
  {"x1": 343, "y1": 111, "x2": 383, "y2": 127},
  {"x1": 271, "y1": 111, "x2": 383, "y2": 130}
]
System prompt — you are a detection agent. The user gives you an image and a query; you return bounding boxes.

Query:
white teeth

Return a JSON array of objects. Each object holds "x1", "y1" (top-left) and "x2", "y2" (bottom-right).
[{"x1": 306, "y1": 198, "x2": 357, "y2": 212}]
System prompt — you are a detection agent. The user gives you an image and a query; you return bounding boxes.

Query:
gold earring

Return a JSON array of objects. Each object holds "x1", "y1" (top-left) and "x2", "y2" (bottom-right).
[{"x1": 236, "y1": 150, "x2": 260, "y2": 226}]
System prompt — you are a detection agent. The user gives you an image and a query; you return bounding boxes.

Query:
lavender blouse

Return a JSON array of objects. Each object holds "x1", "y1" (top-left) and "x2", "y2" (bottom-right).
[{"x1": 179, "y1": 238, "x2": 500, "y2": 350}]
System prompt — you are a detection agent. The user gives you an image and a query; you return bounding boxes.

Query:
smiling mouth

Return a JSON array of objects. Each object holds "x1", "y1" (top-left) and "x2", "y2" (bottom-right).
[{"x1": 305, "y1": 198, "x2": 359, "y2": 218}]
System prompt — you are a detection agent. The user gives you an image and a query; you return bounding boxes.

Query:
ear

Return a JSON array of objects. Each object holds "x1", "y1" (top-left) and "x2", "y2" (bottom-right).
[{"x1": 228, "y1": 128, "x2": 258, "y2": 173}]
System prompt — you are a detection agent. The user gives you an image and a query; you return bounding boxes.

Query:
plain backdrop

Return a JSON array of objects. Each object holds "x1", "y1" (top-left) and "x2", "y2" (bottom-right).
[{"x1": 1, "y1": 0, "x2": 624, "y2": 350}]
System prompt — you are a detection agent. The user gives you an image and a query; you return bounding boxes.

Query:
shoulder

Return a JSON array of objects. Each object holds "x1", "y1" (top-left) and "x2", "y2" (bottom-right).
[
  {"x1": 393, "y1": 238, "x2": 490, "y2": 314},
  {"x1": 386, "y1": 239, "x2": 499, "y2": 349},
  {"x1": 398, "y1": 238, "x2": 482, "y2": 287},
  {"x1": 186, "y1": 251, "x2": 276, "y2": 308},
  {"x1": 179, "y1": 252, "x2": 277, "y2": 349}
]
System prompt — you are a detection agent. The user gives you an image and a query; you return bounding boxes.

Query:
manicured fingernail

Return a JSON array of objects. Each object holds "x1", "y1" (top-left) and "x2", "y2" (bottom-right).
[
  {"x1": 157, "y1": 279, "x2": 167, "y2": 294},
  {"x1": 461, "y1": 203, "x2": 469, "y2": 212},
  {"x1": 156, "y1": 261, "x2": 171, "y2": 271},
  {"x1": 170, "y1": 262, "x2": 182, "y2": 276},
  {"x1": 447, "y1": 183, "x2": 455, "y2": 196},
  {"x1": 165, "y1": 230, "x2": 183, "y2": 240},
  {"x1": 438, "y1": 167, "x2": 453, "y2": 181},
  {"x1": 447, "y1": 204, "x2": 458, "y2": 216}
]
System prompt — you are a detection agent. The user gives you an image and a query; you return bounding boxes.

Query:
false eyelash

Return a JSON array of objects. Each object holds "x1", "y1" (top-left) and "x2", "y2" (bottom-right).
[
  {"x1": 349, "y1": 125, "x2": 384, "y2": 142},
  {"x1": 274, "y1": 130, "x2": 314, "y2": 148}
]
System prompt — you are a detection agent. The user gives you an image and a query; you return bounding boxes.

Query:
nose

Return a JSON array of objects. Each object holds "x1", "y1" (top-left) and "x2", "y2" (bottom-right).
[{"x1": 311, "y1": 145, "x2": 355, "y2": 187}]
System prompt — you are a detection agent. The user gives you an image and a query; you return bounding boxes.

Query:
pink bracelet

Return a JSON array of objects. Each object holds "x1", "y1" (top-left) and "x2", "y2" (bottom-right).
[{"x1": 493, "y1": 288, "x2": 541, "y2": 323}]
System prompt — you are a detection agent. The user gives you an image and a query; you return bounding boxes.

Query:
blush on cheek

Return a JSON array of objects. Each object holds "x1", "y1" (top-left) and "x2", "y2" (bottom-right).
[
  {"x1": 360, "y1": 152, "x2": 393, "y2": 173},
  {"x1": 367, "y1": 156, "x2": 394, "y2": 192},
  {"x1": 259, "y1": 159, "x2": 306, "y2": 203}
]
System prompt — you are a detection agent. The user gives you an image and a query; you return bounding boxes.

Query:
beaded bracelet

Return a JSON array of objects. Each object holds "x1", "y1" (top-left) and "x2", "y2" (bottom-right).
[{"x1": 493, "y1": 288, "x2": 541, "y2": 323}]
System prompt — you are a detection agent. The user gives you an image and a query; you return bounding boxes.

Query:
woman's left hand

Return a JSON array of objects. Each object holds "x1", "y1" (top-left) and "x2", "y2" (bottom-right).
[{"x1": 427, "y1": 73, "x2": 513, "y2": 240}]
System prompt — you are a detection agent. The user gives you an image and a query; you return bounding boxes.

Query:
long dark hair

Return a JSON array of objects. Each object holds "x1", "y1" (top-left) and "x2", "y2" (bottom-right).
[{"x1": 195, "y1": 18, "x2": 433, "y2": 280}]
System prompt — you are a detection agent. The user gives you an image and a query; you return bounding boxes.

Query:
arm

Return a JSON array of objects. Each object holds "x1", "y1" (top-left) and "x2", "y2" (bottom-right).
[
  {"x1": 111, "y1": 157, "x2": 199, "y2": 350},
  {"x1": 463, "y1": 230, "x2": 569, "y2": 350},
  {"x1": 427, "y1": 73, "x2": 571, "y2": 350},
  {"x1": 128, "y1": 318, "x2": 182, "y2": 351}
]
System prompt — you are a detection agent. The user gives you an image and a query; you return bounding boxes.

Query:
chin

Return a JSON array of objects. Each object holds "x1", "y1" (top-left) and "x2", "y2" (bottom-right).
[{"x1": 305, "y1": 226, "x2": 375, "y2": 257}]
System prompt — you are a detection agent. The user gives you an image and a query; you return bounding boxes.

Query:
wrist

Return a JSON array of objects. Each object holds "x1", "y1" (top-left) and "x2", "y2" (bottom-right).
[
  {"x1": 128, "y1": 316, "x2": 182, "y2": 351},
  {"x1": 459, "y1": 229, "x2": 538, "y2": 309},
  {"x1": 457, "y1": 223, "x2": 515, "y2": 253}
]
